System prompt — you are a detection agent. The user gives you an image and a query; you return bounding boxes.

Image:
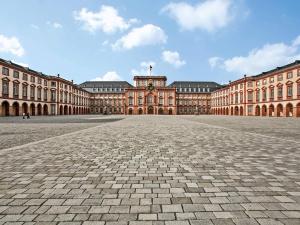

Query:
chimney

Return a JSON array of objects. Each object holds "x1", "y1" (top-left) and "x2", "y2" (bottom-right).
[{"x1": 57, "y1": 73, "x2": 60, "y2": 77}]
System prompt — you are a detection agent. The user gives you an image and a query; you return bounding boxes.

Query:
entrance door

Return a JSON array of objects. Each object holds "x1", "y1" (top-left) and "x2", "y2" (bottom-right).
[{"x1": 148, "y1": 106, "x2": 154, "y2": 114}]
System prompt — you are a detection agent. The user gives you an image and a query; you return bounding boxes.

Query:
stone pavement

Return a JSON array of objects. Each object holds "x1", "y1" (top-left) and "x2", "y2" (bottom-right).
[{"x1": 0, "y1": 115, "x2": 299, "y2": 225}]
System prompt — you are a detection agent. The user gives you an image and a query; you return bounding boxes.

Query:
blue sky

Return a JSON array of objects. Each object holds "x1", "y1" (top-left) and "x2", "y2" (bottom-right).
[{"x1": 0, "y1": 0, "x2": 300, "y2": 85}]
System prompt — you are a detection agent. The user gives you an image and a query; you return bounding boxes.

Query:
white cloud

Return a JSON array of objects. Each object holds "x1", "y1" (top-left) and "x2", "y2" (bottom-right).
[
  {"x1": 132, "y1": 61, "x2": 156, "y2": 75},
  {"x1": 12, "y1": 60, "x2": 29, "y2": 68},
  {"x1": 0, "y1": 34, "x2": 25, "y2": 57},
  {"x1": 74, "y1": 5, "x2": 137, "y2": 34},
  {"x1": 162, "y1": 50, "x2": 186, "y2": 68},
  {"x1": 293, "y1": 35, "x2": 300, "y2": 46},
  {"x1": 92, "y1": 71, "x2": 122, "y2": 81},
  {"x1": 209, "y1": 57, "x2": 223, "y2": 68},
  {"x1": 47, "y1": 21, "x2": 63, "y2": 29},
  {"x1": 162, "y1": 0, "x2": 233, "y2": 32},
  {"x1": 112, "y1": 24, "x2": 167, "y2": 50},
  {"x1": 209, "y1": 36, "x2": 300, "y2": 75}
]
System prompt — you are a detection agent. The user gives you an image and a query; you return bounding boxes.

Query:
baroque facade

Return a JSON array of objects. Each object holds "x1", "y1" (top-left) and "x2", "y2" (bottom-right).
[{"x1": 211, "y1": 60, "x2": 300, "y2": 117}]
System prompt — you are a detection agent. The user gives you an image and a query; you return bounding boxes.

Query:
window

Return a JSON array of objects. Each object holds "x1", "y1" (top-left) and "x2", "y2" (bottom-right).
[
  {"x1": 256, "y1": 81, "x2": 260, "y2": 86},
  {"x1": 256, "y1": 90, "x2": 260, "y2": 102},
  {"x1": 247, "y1": 91, "x2": 253, "y2": 102},
  {"x1": 13, "y1": 71, "x2": 19, "y2": 78},
  {"x1": 22, "y1": 84, "x2": 28, "y2": 98},
  {"x1": 44, "y1": 80, "x2": 48, "y2": 86},
  {"x1": 51, "y1": 81, "x2": 56, "y2": 87},
  {"x1": 23, "y1": 73, "x2": 28, "y2": 81},
  {"x1": 138, "y1": 98, "x2": 143, "y2": 105},
  {"x1": 278, "y1": 86, "x2": 283, "y2": 99},
  {"x1": 247, "y1": 81, "x2": 253, "y2": 87},
  {"x1": 38, "y1": 78, "x2": 42, "y2": 84},
  {"x1": 51, "y1": 90, "x2": 56, "y2": 101},
  {"x1": 129, "y1": 97, "x2": 133, "y2": 105},
  {"x1": 240, "y1": 92, "x2": 243, "y2": 103},
  {"x1": 159, "y1": 98, "x2": 163, "y2": 105},
  {"x1": 168, "y1": 98, "x2": 173, "y2": 106},
  {"x1": 269, "y1": 77, "x2": 274, "y2": 83},
  {"x1": 287, "y1": 71, "x2": 293, "y2": 79},
  {"x1": 147, "y1": 95, "x2": 153, "y2": 104},
  {"x1": 298, "y1": 69, "x2": 300, "y2": 77},
  {"x1": 298, "y1": 83, "x2": 300, "y2": 96},
  {"x1": 30, "y1": 76, "x2": 35, "y2": 83},
  {"x1": 13, "y1": 83, "x2": 19, "y2": 97},
  {"x1": 37, "y1": 88, "x2": 41, "y2": 100},
  {"x1": 287, "y1": 85, "x2": 293, "y2": 97},
  {"x1": 2, "y1": 67, "x2": 9, "y2": 76},
  {"x1": 263, "y1": 79, "x2": 267, "y2": 85},
  {"x1": 262, "y1": 89, "x2": 267, "y2": 101},
  {"x1": 30, "y1": 86, "x2": 35, "y2": 99},
  {"x1": 2, "y1": 80, "x2": 9, "y2": 96},
  {"x1": 44, "y1": 89, "x2": 48, "y2": 101},
  {"x1": 240, "y1": 84, "x2": 243, "y2": 89},
  {"x1": 278, "y1": 74, "x2": 283, "y2": 81},
  {"x1": 235, "y1": 93, "x2": 238, "y2": 104},
  {"x1": 270, "y1": 88, "x2": 274, "y2": 99},
  {"x1": 247, "y1": 105, "x2": 253, "y2": 115}
]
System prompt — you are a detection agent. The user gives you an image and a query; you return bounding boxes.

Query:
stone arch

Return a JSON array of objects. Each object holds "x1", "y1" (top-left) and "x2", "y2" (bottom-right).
[
  {"x1": 276, "y1": 104, "x2": 283, "y2": 117},
  {"x1": 226, "y1": 107, "x2": 229, "y2": 115},
  {"x1": 128, "y1": 108, "x2": 133, "y2": 115},
  {"x1": 1, "y1": 101, "x2": 10, "y2": 116},
  {"x1": 148, "y1": 106, "x2": 154, "y2": 114},
  {"x1": 22, "y1": 102, "x2": 28, "y2": 115},
  {"x1": 64, "y1": 105, "x2": 68, "y2": 115},
  {"x1": 296, "y1": 102, "x2": 300, "y2": 117},
  {"x1": 43, "y1": 104, "x2": 48, "y2": 115},
  {"x1": 255, "y1": 105, "x2": 260, "y2": 116},
  {"x1": 12, "y1": 102, "x2": 20, "y2": 116},
  {"x1": 138, "y1": 108, "x2": 143, "y2": 115},
  {"x1": 168, "y1": 108, "x2": 173, "y2": 115},
  {"x1": 286, "y1": 103, "x2": 293, "y2": 117},
  {"x1": 230, "y1": 107, "x2": 233, "y2": 115},
  {"x1": 234, "y1": 106, "x2": 239, "y2": 116},
  {"x1": 73, "y1": 107, "x2": 76, "y2": 115},
  {"x1": 30, "y1": 103, "x2": 35, "y2": 116},
  {"x1": 158, "y1": 108, "x2": 164, "y2": 115},
  {"x1": 262, "y1": 105, "x2": 267, "y2": 116},
  {"x1": 69, "y1": 106, "x2": 72, "y2": 115},
  {"x1": 37, "y1": 104, "x2": 42, "y2": 116},
  {"x1": 240, "y1": 106, "x2": 244, "y2": 116},
  {"x1": 269, "y1": 104, "x2": 275, "y2": 117},
  {"x1": 59, "y1": 105, "x2": 63, "y2": 115}
]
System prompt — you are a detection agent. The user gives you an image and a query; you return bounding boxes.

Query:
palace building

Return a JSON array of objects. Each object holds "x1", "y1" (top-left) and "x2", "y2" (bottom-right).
[
  {"x1": 1, "y1": 56, "x2": 300, "y2": 117},
  {"x1": 211, "y1": 60, "x2": 300, "y2": 117}
]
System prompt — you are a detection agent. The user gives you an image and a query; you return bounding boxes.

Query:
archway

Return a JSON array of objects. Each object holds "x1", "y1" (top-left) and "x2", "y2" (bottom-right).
[
  {"x1": 148, "y1": 106, "x2": 154, "y2": 114},
  {"x1": 169, "y1": 108, "x2": 173, "y2": 115},
  {"x1": 37, "y1": 104, "x2": 42, "y2": 116},
  {"x1": 60, "y1": 105, "x2": 63, "y2": 115},
  {"x1": 138, "y1": 108, "x2": 143, "y2": 115},
  {"x1": 230, "y1": 107, "x2": 233, "y2": 115},
  {"x1": 30, "y1": 103, "x2": 35, "y2": 116},
  {"x1": 43, "y1": 104, "x2": 48, "y2": 115},
  {"x1": 297, "y1": 103, "x2": 300, "y2": 117},
  {"x1": 1, "y1": 101, "x2": 10, "y2": 116},
  {"x1": 69, "y1": 106, "x2": 72, "y2": 115},
  {"x1": 276, "y1": 104, "x2": 283, "y2": 117},
  {"x1": 22, "y1": 103, "x2": 28, "y2": 115},
  {"x1": 286, "y1": 103, "x2": 293, "y2": 117},
  {"x1": 64, "y1": 105, "x2": 68, "y2": 115},
  {"x1": 255, "y1": 105, "x2": 260, "y2": 116},
  {"x1": 240, "y1": 106, "x2": 244, "y2": 116},
  {"x1": 234, "y1": 106, "x2": 239, "y2": 116},
  {"x1": 262, "y1": 105, "x2": 267, "y2": 116},
  {"x1": 128, "y1": 108, "x2": 133, "y2": 115},
  {"x1": 226, "y1": 107, "x2": 229, "y2": 115},
  {"x1": 12, "y1": 102, "x2": 19, "y2": 116},
  {"x1": 269, "y1": 104, "x2": 274, "y2": 117},
  {"x1": 158, "y1": 108, "x2": 164, "y2": 115},
  {"x1": 73, "y1": 107, "x2": 76, "y2": 115}
]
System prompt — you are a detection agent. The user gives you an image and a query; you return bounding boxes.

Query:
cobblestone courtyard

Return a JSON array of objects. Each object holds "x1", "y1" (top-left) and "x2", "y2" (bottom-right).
[{"x1": 0, "y1": 115, "x2": 299, "y2": 225}]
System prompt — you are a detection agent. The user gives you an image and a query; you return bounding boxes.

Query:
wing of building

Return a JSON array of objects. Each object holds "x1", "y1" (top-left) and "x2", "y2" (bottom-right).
[{"x1": 1, "y1": 56, "x2": 299, "y2": 117}]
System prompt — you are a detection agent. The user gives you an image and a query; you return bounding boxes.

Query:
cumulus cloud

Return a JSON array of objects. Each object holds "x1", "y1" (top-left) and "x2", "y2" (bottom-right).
[
  {"x1": 209, "y1": 35, "x2": 300, "y2": 75},
  {"x1": 131, "y1": 61, "x2": 156, "y2": 75},
  {"x1": 162, "y1": 0, "x2": 233, "y2": 32},
  {"x1": 0, "y1": 34, "x2": 25, "y2": 57},
  {"x1": 74, "y1": 5, "x2": 137, "y2": 34},
  {"x1": 12, "y1": 60, "x2": 29, "y2": 68},
  {"x1": 92, "y1": 71, "x2": 122, "y2": 81},
  {"x1": 112, "y1": 24, "x2": 167, "y2": 50},
  {"x1": 162, "y1": 50, "x2": 186, "y2": 68}
]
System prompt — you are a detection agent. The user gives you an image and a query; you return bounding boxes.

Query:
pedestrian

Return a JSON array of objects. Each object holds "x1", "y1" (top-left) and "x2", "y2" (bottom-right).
[
  {"x1": 27, "y1": 113, "x2": 30, "y2": 119},
  {"x1": 22, "y1": 112, "x2": 25, "y2": 119}
]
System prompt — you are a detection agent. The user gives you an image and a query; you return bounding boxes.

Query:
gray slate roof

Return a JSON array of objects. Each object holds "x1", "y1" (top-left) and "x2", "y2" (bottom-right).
[{"x1": 80, "y1": 81, "x2": 133, "y2": 88}]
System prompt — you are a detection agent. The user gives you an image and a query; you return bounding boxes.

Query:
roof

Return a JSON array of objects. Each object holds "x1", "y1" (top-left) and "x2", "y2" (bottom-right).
[
  {"x1": 79, "y1": 81, "x2": 133, "y2": 88},
  {"x1": 134, "y1": 76, "x2": 167, "y2": 80},
  {"x1": 168, "y1": 81, "x2": 222, "y2": 88}
]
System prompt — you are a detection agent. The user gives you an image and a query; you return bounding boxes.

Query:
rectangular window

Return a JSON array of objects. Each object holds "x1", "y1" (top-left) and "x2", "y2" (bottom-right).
[
  {"x1": 256, "y1": 81, "x2": 260, "y2": 86},
  {"x1": 256, "y1": 90, "x2": 260, "y2": 102},
  {"x1": 44, "y1": 80, "x2": 48, "y2": 86},
  {"x1": 51, "y1": 82, "x2": 56, "y2": 87},
  {"x1": 247, "y1": 81, "x2": 253, "y2": 87},
  {"x1": 159, "y1": 98, "x2": 163, "y2": 105},
  {"x1": 2, "y1": 81, "x2": 9, "y2": 95},
  {"x1": 13, "y1": 83, "x2": 19, "y2": 97},
  {"x1": 278, "y1": 87, "x2": 283, "y2": 99},
  {"x1": 13, "y1": 71, "x2": 19, "y2": 78},
  {"x1": 22, "y1": 85, "x2": 28, "y2": 98},
  {"x1": 38, "y1": 78, "x2": 42, "y2": 84},
  {"x1": 247, "y1": 105, "x2": 253, "y2": 115},
  {"x1": 37, "y1": 88, "x2": 41, "y2": 100},
  {"x1": 235, "y1": 93, "x2": 238, "y2": 104},
  {"x1": 44, "y1": 89, "x2": 48, "y2": 101},
  {"x1": 287, "y1": 71, "x2": 293, "y2": 79},
  {"x1": 129, "y1": 98, "x2": 133, "y2": 105},
  {"x1": 270, "y1": 88, "x2": 274, "y2": 99},
  {"x1": 23, "y1": 73, "x2": 28, "y2": 81},
  {"x1": 168, "y1": 98, "x2": 173, "y2": 106},
  {"x1": 30, "y1": 86, "x2": 35, "y2": 98},
  {"x1": 287, "y1": 85, "x2": 293, "y2": 97},
  {"x1": 240, "y1": 92, "x2": 243, "y2": 103},
  {"x1": 51, "y1": 90, "x2": 56, "y2": 101},
  {"x1": 263, "y1": 79, "x2": 267, "y2": 85},
  {"x1": 269, "y1": 77, "x2": 274, "y2": 83},
  {"x1": 247, "y1": 92, "x2": 253, "y2": 102},
  {"x1": 262, "y1": 90, "x2": 267, "y2": 101},
  {"x1": 30, "y1": 76, "x2": 35, "y2": 83},
  {"x1": 278, "y1": 74, "x2": 283, "y2": 81},
  {"x1": 2, "y1": 67, "x2": 9, "y2": 76},
  {"x1": 298, "y1": 83, "x2": 300, "y2": 96}
]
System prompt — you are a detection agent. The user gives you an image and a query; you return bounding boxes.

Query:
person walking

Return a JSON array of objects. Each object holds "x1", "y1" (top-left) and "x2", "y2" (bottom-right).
[
  {"x1": 22, "y1": 112, "x2": 26, "y2": 119},
  {"x1": 27, "y1": 113, "x2": 30, "y2": 119}
]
